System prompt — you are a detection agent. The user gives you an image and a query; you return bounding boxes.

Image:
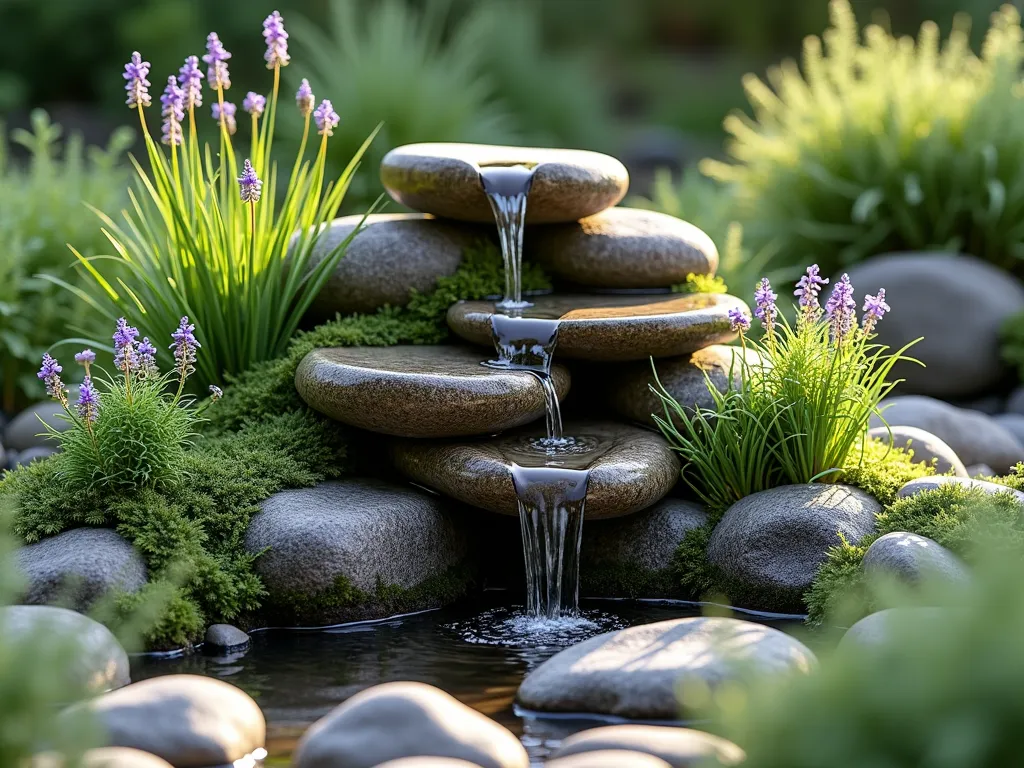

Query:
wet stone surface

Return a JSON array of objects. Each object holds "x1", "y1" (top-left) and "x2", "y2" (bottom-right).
[
  {"x1": 447, "y1": 293, "x2": 748, "y2": 362},
  {"x1": 295, "y1": 345, "x2": 571, "y2": 438}
]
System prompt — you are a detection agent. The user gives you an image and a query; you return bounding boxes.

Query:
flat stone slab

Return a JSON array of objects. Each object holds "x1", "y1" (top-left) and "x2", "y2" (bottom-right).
[
  {"x1": 391, "y1": 420, "x2": 680, "y2": 519},
  {"x1": 447, "y1": 294, "x2": 747, "y2": 362},
  {"x1": 380, "y1": 143, "x2": 629, "y2": 224},
  {"x1": 527, "y1": 207, "x2": 718, "y2": 289},
  {"x1": 296, "y1": 345, "x2": 571, "y2": 438}
]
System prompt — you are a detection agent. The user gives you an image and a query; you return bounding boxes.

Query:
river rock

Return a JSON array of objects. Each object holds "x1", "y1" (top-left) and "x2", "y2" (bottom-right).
[
  {"x1": 375, "y1": 760, "x2": 484, "y2": 768},
  {"x1": 296, "y1": 345, "x2": 570, "y2": 438},
  {"x1": 867, "y1": 426, "x2": 968, "y2": 477},
  {"x1": 304, "y1": 213, "x2": 485, "y2": 317},
  {"x1": 32, "y1": 749, "x2": 176, "y2": 768},
  {"x1": 4, "y1": 401, "x2": 69, "y2": 451},
  {"x1": 204, "y1": 624, "x2": 250, "y2": 651},
  {"x1": 603, "y1": 345, "x2": 759, "y2": 427},
  {"x1": 68, "y1": 674, "x2": 265, "y2": 767},
  {"x1": 862, "y1": 532, "x2": 969, "y2": 585},
  {"x1": 392, "y1": 420, "x2": 680, "y2": 519},
  {"x1": 993, "y1": 413, "x2": 1024, "y2": 451},
  {"x1": 968, "y1": 464, "x2": 996, "y2": 477},
  {"x1": 839, "y1": 253, "x2": 1024, "y2": 397},
  {"x1": 550, "y1": 725, "x2": 745, "y2": 768},
  {"x1": 580, "y1": 498, "x2": 707, "y2": 597},
  {"x1": 838, "y1": 607, "x2": 949, "y2": 650},
  {"x1": 380, "y1": 143, "x2": 628, "y2": 224},
  {"x1": 16, "y1": 528, "x2": 147, "y2": 610},
  {"x1": 8, "y1": 446, "x2": 58, "y2": 468},
  {"x1": 707, "y1": 484, "x2": 880, "y2": 613},
  {"x1": 245, "y1": 479, "x2": 469, "y2": 624},
  {"x1": 546, "y1": 751, "x2": 672, "y2": 768},
  {"x1": 293, "y1": 681, "x2": 528, "y2": 768},
  {"x1": 2, "y1": 605, "x2": 129, "y2": 693},
  {"x1": 517, "y1": 617, "x2": 815, "y2": 719},
  {"x1": 447, "y1": 293, "x2": 748, "y2": 362},
  {"x1": 527, "y1": 207, "x2": 717, "y2": 289},
  {"x1": 896, "y1": 475, "x2": 1024, "y2": 506},
  {"x1": 871, "y1": 396, "x2": 1024, "y2": 473}
]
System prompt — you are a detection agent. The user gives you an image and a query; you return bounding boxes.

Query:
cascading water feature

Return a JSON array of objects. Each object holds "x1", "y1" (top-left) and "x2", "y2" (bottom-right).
[{"x1": 478, "y1": 164, "x2": 537, "y2": 310}]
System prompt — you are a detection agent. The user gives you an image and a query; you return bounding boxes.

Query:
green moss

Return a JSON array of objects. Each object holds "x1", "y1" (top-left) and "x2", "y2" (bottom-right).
[
  {"x1": 580, "y1": 562, "x2": 681, "y2": 600},
  {"x1": 673, "y1": 272, "x2": 728, "y2": 295},
  {"x1": 836, "y1": 437, "x2": 935, "y2": 507},
  {"x1": 671, "y1": 519, "x2": 719, "y2": 600}
]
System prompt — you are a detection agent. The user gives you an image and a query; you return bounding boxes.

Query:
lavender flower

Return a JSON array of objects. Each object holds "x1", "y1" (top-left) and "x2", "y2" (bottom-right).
[
  {"x1": 178, "y1": 55, "x2": 204, "y2": 109},
  {"x1": 262, "y1": 11, "x2": 290, "y2": 69},
  {"x1": 160, "y1": 76, "x2": 185, "y2": 147},
  {"x1": 728, "y1": 307, "x2": 751, "y2": 333},
  {"x1": 203, "y1": 32, "x2": 231, "y2": 90},
  {"x1": 209, "y1": 385, "x2": 223, "y2": 402},
  {"x1": 76, "y1": 375, "x2": 100, "y2": 422},
  {"x1": 825, "y1": 273, "x2": 857, "y2": 343},
  {"x1": 74, "y1": 349, "x2": 96, "y2": 366},
  {"x1": 212, "y1": 101, "x2": 237, "y2": 135},
  {"x1": 794, "y1": 264, "x2": 829, "y2": 317},
  {"x1": 238, "y1": 159, "x2": 263, "y2": 203},
  {"x1": 113, "y1": 317, "x2": 140, "y2": 372},
  {"x1": 243, "y1": 92, "x2": 266, "y2": 118},
  {"x1": 170, "y1": 316, "x2": 200, "y2": 376},
  {"x1": 137, "y1": 337, "x2": 158, "y2": 379},
  {"x1": 753, "y1": 278, "x2": 778, "y2": 331},
  {"x1": 123, "y1": 52, "x2": 151, "y2": 109},
  {"x1": 313, "y1": 99, "x2": 339, "y2": 136},
  {"x1": 862, "y1": 289, "x2": 890, "y2": 334},
  {"x1": 37, "y1": 354, "x2": 65, "y2": 401},
  {"x1": 296, "y1": 79, "x2": 314, "y2": 117}
]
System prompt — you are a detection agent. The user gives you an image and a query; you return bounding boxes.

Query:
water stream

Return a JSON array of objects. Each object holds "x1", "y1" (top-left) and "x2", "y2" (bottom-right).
[{"x1": 478, "y1": 163, "x2": 537, "y2": 310}]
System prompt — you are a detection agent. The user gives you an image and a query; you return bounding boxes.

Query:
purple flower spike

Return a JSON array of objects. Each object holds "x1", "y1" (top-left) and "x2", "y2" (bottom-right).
[
  {"x1": 243, "y1": 92, "x2": 266, "y2": 118},
  {"x1": 137, "y1": 337, "x2": 158, "y2": 379},
  {"x1": 77, "y1": 375, "x2": 100, "y2": 422},
  {"x1": 728, "y1": 307, "x2": 751, "y2": 333},
  {"x1": 238, "y1": 159, "x2": 263, "y2": 204},
  {"x1": 862, "y1": 288, "x2": 890, "y2": 334},
  {"x1": 113, "y1": 317, "x2": 140, "y2": 372},
  {"x1": 178, "y1": 55, "x2": 204, "y2": 109},
  {"x1": 209, "y1": 385, "x2": 223, "y2": 402},
  {"x1": 203, "y1": 32, "x2": 232, "y2": 90},
  {"x1": 314, "y1": 99, "x2": 340, "y2": 137},
  {"x1": 74, "y1": 349, "x2": 96, "y2": 366},
  {"x1": 794, "y1": 264, "x2": 829, "y2": 317},
  {"x1": 296, "y1": 79, "x2": 314, "y2": 117},
  {"x1": 825, "y1": 273, "x2": 857, "y2": 343},
  {"x1": 123, "y1": 52, "x2": 152, "y2": 109},
  {"x1": 753, "y1": 278, "x2": 778, "y2": 331},
  {"x1": 160, "y1": 76, "x2": 185, "y2": 147},
  {"x1": 212, "y1": 101, "x2": 237, "y2": 135},
  {"x1": 170, "y1": 316, "x2": 200, "y2": 376},
  {"x1": 263, "y1": 11, "x2": 290, "y2": 69},
  {"x1": 38, "y1": 353, "x2": 66, "y2": 400}
]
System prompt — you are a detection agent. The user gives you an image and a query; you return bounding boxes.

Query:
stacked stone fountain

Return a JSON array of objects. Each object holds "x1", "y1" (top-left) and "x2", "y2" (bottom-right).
[{"x1": 294, "y1": 143, "x2": 751, "y2": 622}]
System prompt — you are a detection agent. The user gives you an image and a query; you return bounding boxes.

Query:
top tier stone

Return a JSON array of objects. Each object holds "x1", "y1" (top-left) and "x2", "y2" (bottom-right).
[{"x1": 380, "y1": 143, "x2": 629, "y2": 223}]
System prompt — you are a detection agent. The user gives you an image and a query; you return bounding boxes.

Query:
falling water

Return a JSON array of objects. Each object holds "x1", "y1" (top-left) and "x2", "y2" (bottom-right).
[{"x1": 478, "y1": 163, "x2": 537, "y2": 310}]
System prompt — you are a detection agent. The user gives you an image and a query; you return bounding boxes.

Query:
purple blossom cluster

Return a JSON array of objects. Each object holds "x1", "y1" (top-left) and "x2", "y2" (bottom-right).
[
  {"x1": 178, "y1": 55, "x2": 204, "y2": 109},
  {"x1": 243, "y1": 92, "x2": 266, "y2": 118},
  {"x1": 862, "y1": 289, "x2": 890, "y2": 334},
  {"x1": 263, "y1": 11, "x2": 290, "y2": 69},
  {"x1": 160, "y1": 76, "x2": 185, "y2": 147},
  {"x1": 825, "y1": 273, "x2": 857, "y2": 343},
  {"x1": 728, "y1": 307, "x2": 751, "y2": 333},
  {"x1": 794, "y1": 264, "x2": 829, "y2": 319},
  {"x1": 171, "y1": 316, "x2": 201, "y2": 377},
  {"x1": 754, "y1": 278, "x2": 778, "y2": 332},
  {"x1": 113, "y1": 318, "x2": 140, "y2": 372},
  {"x1": 77, "y1": 376, "x2": 100, "y2": 423},
  {"x1": 138, "y1": 337, "x2": 158, "y2": 379},
  {"x1": 314, "y1": 99, "x2": 340, "y2": 136},
  {"x1": 238, "y1": 159, "x2": 263, "y2": 203},
  {"x1": 37, "y1": 354, "x2": 65, "y2": 402},
  {"x1": 123, "y1": 52, "x2": 152, "y2": 109},
  {"x1": 212, "y1": 101, "x2": 237, "y2": 135},
  {"x1": 204, "y1": 32, "x2": 232, "y2": 90},
  {"x1": 296, "y1": 79, "x2": 314, "y2": 117}
]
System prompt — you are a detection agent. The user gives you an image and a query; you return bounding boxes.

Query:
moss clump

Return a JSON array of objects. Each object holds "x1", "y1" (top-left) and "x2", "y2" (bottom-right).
[
  {"x1": 580, "y1": 562, "x2": 682, "y2": 600},
  {"x1": 836, "y1": 436, "x2": 936, "y2": 506}
]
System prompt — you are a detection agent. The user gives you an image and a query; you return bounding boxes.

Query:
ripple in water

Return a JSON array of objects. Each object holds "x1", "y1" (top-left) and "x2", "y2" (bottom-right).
[{"x1": 446, "y1": 606, "x2": 625, "y2": 650}]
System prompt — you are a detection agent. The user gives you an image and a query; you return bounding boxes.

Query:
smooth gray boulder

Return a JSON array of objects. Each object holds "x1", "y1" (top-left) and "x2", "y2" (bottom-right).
[
  {"x1": 549, "y1": 725, "x2": 745, "y2": 768},
  {"x1": 245, "y1": 479, "x2": 469, "y2": 624},
  {"x1": 896, "y1": 475, "x2": 1024, "y2": 506},
  {"x1": 517, "y1": 617, "x2": 815, "y2": 720},
  {"x1": 707, "y1": 484, "x2": 880, "y2": 613},
  {"x1": 31, "y1": 748, "x2": 176, "y2": 768},
  {"x1": 293, "y1": 681, "x2": 528, "y2": 768},
  {"x1": 839, "y1": 607, "x2": 949, "y2": 651},
  {"x1": 8, "y1": 445, "x2": 58, "y2": 468},
  {"x1": 871, "y1": 396, "x2": 1024, "y2": 473},
  {"x1": 862, "y1": 532, "x2": 969, "y2": 585},
  {"x1": 16, "y1": 528, "x2": 147, "y2": 610},
  {"x1": 374, "y1": 759, "x2": 484, "y2": 768},
  {"x1": 967, "y1": 464, "x2": 996, "y2": 477},
  {"x1": 546, "y1": 751, "x2": 673, "y2": 768},
  {"x1": 204, "y1": 624, "x2": 250, "y2": 651},
  {"x1": 867, "y1": 425, "x2": 967, "y2": 477},
  {"x1": 2, "y1": 605, "x2": 129, "y2": 693},
  {"x1": 4, "y1": 401, "x2": 68, "y2": 451},
  {"x1": 840, "y1": 253, "x2": 1024, "y2": 397},
  {"x1": 993, "y1": 413, "x2": 1024, "y2": 452}
]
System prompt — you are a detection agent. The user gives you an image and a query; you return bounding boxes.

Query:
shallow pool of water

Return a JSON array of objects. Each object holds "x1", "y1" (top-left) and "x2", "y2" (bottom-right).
[{"x1": 133, "y1": 593, "x2": 801, "y2": 765}]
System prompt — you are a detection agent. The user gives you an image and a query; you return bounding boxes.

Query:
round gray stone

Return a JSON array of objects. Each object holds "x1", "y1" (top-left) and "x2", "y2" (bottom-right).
[
  {"x1": 244, "y1": 479, "x2": 468, "y2": 623},
  {"x1": 870, "y1": 396, "x2": 1024, "y2": 473},
  {"x1": 546, "y1": 750, "x2": 673, "y2": 768},
  {"x1": 867, "y1": 425, "x2": 968, "y2": 477},
  {"x1": 862, "y1": 532, "x2": 969, "y2": 585},
  {"x1": 517, "y1": 616, "x2": 816, "y2": 719},
  {"x1": 993, "y1": 413, "x2": 1024, "y2": 451},
  {"x1": 391, "y1": 420, "x2": 680, "y2": 519},
  {"x1": 967, "y1": 464, "x2": 996, "y2": 477},
  {"x1": 296, "y1": 345, "x2": 571, "y2": 438},
  {"x1": 380, "y1": 143, "x2": 628, "y2": 224},
  {"x1": 2, "y1": 605, "x2": 129, "y2": 693},
  {"x1": 896, "y1": 475, "x2": 1024, "y2": 506},
  {"x1": 550, "y1": 725, "x2": 745, "y2": 768},
  {"x1": 304, "y1": 213, "x2": 485, "y2": 318},
  {"x1": 293, "y1": 681, "x2": 529, "y2": 768},
  {"x1": 838, "y1": 607, "x2": 949, "y2": 651},
  {"x1": 526, "y1": 207, "x2": 718, "y2": 289},
  {"x1": 4, "y1": 401, "x2": 69, "y2": 451},
  {"x1": 31, "y1": 748, "x2": 176, "y2": 768},
  {"x1": 375, "y1": 760, "x2": 484, "y2": 768},
  {"x1": 204, "y1": 623, "x2": 250, "y2": 651},
  {"x1": 67, "y1": 674, "x2": 265, "y2": 768},
  {"x1": 9, "y1": 445, "x2": 58, "y2": 468},
  {"x1": 1006, "y1": 386, "x2": 1024, "y2": 415},
  {"x1": 838, "y1": 253, "x2": 1024, "y2": 397},
  {"x1": 447, "y1": 293, "x2": 748, "y2": 362},
  {"x1": 707, "y1": 484, "x2": 881, "y2": 613},
  {"x1": 16, "y1": 528, "x2": 147, "y2": 611}
]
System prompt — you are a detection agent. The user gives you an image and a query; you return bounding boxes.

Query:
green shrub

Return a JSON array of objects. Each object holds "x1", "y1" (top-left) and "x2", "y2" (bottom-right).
[
  {"x1": 0, "y1": 110, "x2": 131, "y2": 413},
  {"x1": 705, "y1": 0, "x2": 1024, "y2": 277}
]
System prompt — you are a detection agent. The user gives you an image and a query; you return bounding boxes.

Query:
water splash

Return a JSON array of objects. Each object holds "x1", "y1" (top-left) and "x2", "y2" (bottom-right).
[
  {"x1": 478, "y1": 163, "x2": 536, "y2": 310},
  {"x1": 446, "y1": 606, "x2": 625, "y2": 650}
]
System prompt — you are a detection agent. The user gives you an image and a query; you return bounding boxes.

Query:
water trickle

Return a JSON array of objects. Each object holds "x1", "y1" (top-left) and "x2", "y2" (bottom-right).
[{"x1": 478, "y1": 163, "x2": 537, "y2": 310}]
